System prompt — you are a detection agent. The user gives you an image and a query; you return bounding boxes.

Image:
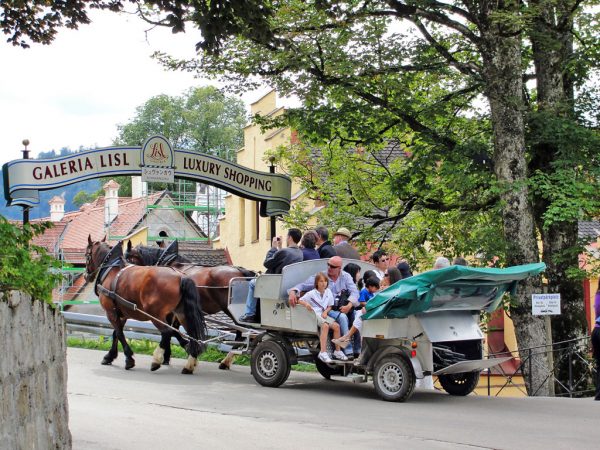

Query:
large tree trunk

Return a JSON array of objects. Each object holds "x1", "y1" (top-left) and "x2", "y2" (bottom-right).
[
  {"x1": 529, "y1": 0, "x2": 588, "y2": 394},
  {"x1": 479, "y1": 8, "x2": 552, "y2": 396}
]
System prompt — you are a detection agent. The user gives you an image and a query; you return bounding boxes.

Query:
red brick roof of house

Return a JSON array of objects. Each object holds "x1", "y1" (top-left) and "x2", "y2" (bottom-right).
[
  {"x1": 31, "y1": 191, "x2": 163, "y2": 264},
  {"x1": 30, "y1": 221, "x2": 68, "y2": 255}
]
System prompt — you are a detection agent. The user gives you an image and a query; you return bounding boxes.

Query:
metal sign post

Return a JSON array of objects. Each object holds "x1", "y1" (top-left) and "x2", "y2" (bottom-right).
[
  {"x1": 21, "y1": 139, "x2": 30, "y2": 225},
  {"x1": 532, "y1": 292, "x2": 560, "y2": 396}
]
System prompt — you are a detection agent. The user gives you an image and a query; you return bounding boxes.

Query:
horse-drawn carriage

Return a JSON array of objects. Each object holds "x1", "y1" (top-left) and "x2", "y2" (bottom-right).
[
  {"x1": 228, "y1": 259, "x2": 546, "y2": 402},
  {"x1": 88, "y1": 237, "x2": 544, "y2": 402}
]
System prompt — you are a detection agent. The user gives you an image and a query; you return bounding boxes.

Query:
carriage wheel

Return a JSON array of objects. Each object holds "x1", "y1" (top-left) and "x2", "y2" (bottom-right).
[
  {"x1": 251, "y1": 340, "x2": 291, "y2": 388},
  {"x1": 438, "y1": 372, "x2": 480, "y2": 396},
  {"x1": 373, "y1": 355, "x2": 415, "y2": 402},
  {"x1": 313, "y1": 355, "x2": 344, "y2": 380}
]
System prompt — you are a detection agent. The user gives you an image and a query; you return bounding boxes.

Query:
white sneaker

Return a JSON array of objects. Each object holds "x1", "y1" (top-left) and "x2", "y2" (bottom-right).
[
  {"x1": 318, "y1": 352, "x2": 333, "y2": 363},
  {"x1": 333, "y1": 350, "x2": 348, "y2": 361}
]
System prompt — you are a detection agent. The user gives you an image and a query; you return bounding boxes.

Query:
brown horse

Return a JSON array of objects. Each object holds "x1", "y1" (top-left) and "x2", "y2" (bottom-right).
[
  {"x1": 124, "y1": 241, "x2": 256, "y2": 369},
  {"x1": 85, "y1": 236, "x2": 207, "y2": 374}
]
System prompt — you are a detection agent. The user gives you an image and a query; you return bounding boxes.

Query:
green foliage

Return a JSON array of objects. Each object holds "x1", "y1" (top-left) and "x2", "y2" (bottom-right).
[
  {"x1": 66, "y1": 336, "x2": 316, "y2": 372},
  {"x1": 155, "y1": 0, "x2": 599, "y2": 276},
  {"x1": 115, "y1": 86, "x2": 246, "y2": 162},
  {"x1": 72, "y1": 190, "x2": 97, "y2": 208},
  {"x1": 0, "y1": 217, "x2": 63, "y2": 303},
  {"x1": 528, "y1": 112, "x2": 600, "y2": 229}
]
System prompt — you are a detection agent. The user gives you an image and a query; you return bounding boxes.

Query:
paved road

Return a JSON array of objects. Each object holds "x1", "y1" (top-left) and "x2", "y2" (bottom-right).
[{"x1": 68, "y1": 348, "x2": 596, "y2": 449}]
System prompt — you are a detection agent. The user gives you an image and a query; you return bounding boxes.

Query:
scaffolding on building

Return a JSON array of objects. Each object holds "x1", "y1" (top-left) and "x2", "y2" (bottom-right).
[{"x1": 105, "y1": 179, "x2": 226, "y2": 244}]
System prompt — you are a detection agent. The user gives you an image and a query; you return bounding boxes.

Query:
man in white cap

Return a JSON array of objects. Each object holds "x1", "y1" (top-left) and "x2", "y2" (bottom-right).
[{"x1": 332, "y1": 227, "x2": 360, "y2": 260}]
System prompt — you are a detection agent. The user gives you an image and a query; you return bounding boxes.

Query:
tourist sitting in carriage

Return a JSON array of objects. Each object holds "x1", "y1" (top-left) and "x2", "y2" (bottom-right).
[
  {"x1": 288, "y1": 256, "x2": 359, "y2": 359},
  {"x1": 297, "y1": 272, "x2": 347, "y2": 363},
  {"x1": 239, "y1": 228, "x2": 303, "y2": 323}
]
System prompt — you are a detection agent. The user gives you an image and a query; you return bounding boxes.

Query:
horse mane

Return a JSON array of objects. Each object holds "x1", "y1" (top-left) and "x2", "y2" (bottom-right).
[
  {"x1": 233, "y1": 266, "x2": 257, "y2": 278},
  {"x1": 136, "y1": 245, "x2": 163, "y2": 266},
  {"x1": 132, "y1": 243, "x2": 192, "y2": 265},
  {"x1": 99, "y1": 240, "x2": 123, "y2": 265}
]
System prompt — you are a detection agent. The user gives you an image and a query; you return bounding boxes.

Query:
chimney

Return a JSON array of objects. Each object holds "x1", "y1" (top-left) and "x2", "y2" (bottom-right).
[
  {"x1": 48, "y1": 195, "x2": 65, "y2": 222},
  {"x1": 103, "y1": 179, "x2": 120, "y2": 224},
  {"x1": 131, "y1": 176, "x2": 147, "y2": 199}
]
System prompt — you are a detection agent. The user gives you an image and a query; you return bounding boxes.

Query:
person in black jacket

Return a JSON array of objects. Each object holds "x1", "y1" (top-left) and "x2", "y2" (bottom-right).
[
  {"x1": 315, "y1": 225, "x2": 336, "y2": 258},
  {"x1": 239, "y1": 228, "x2": 303, "y2": 323}
]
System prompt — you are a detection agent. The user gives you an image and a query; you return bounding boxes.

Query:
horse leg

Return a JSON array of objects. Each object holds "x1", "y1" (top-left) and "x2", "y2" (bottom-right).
[
  {"x1": 101, "y1": 330, "x2": 119, "y2": 365},
  {"x1": 162, "y1": 332, "x2": 172, "y2": 366},
  {"x1": 166, "y1": 318, "x2": 190, "y2": 365},
  {"x1": 114, "y1": 319, "x2": 135, "y2": 370},
  {"x1": 219, "y1": 330, "x2": 242, "y2": 370},
  {"x1": 151, "y1": 332, "x2": 170, "y2": 371},
  {"x1": 218, "y1": 304, "x2": 243, "y2": 370},
  {"x1": 182, "y1": 355, "x2": 198, "y2": 375}
]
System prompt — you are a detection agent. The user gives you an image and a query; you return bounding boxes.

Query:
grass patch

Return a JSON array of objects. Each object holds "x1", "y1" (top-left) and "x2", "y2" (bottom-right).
[{"x1": 67, "y1": 335, "x2": 315, "y2": 372}]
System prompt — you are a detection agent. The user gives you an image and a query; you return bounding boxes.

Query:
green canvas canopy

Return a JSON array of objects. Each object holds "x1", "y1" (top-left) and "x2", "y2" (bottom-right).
[{"x1": 363, "y1": 263, "x2": 546, "y2": 320}]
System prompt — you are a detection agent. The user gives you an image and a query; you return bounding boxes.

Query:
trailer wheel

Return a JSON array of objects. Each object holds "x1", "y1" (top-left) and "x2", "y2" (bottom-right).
[
  {"x1": 314, "y1": 355, "x2": 343, "y2": 380},
  {"x1": 251, "y1": 340, "x2": 291, "y2": 388},
  {"x1": 373, "y1": 355, "x2": 415, "y2": 402},
  {"x1": 438, "y1": 372, "x2": 480, "y2": 396}
]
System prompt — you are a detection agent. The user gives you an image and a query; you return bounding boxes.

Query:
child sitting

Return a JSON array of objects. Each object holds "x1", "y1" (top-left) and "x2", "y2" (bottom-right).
[
  {"x1": 358, "y1": 277, "x2": 380, "y2": 305},
  {"x1": 333, "y1": 277, "x2": 380, "y2": 350},
  {"x1": 298, "y1": 272, "x2": 348, "y2": 363}
]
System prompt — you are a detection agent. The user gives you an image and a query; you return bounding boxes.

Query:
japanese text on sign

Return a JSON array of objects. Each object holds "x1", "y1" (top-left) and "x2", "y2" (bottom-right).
[{"x1": 142, "y1": 166, "x2": 174, "y2": 183}]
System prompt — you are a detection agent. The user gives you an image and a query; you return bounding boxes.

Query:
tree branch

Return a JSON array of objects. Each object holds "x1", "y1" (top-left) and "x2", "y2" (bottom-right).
[{"x1": 413, "y1": 19, "x2": 482, "y2": 79}]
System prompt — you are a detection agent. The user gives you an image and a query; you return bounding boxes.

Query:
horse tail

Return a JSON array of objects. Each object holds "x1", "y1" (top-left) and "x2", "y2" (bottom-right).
[{"x1": 180, "y1": 277, "x2": 207, "y2": 357}]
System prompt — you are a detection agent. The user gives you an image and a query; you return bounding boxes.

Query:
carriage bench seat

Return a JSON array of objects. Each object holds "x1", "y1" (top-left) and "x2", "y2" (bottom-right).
[{"x1": 253, "y1": 259, "x2": 376, "y2": 334}]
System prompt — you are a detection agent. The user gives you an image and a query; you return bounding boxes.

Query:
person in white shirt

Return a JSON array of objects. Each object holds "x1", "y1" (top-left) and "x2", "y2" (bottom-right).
[
  {"x1": 298, "y1": 272, "x2": 347, "y2": 363},
  {"x1": 371, "y1": 249, "x2": 389, "y2": 280}
]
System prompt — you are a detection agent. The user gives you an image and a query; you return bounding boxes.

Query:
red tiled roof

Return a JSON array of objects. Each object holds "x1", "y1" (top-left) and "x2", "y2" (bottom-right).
[
  {"x1": 32, "y1": 191, "x2": 164, "y2": 264},
  {"x1": 31, "y1": 221, "x2": 69, "y2": 255}
]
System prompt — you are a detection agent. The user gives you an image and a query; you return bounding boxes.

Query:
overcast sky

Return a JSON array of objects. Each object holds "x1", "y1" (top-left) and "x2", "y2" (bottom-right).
[{"x1": 0, "y1": 9, "x2": 272, "y2": 165}]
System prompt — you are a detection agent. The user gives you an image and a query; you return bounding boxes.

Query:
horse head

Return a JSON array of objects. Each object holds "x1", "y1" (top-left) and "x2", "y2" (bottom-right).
[
  {"x1": 124, "y1": 241, "x2": 142, "y2": 265},
  {"x1": 85, "y1": 236, "x2": 123, "y2": 282}
]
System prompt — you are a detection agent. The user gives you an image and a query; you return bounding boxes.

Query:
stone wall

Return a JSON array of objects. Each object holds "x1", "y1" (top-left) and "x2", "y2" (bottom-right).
[{"x1": 0, "y1": 291, "x2": 71, "y2": 449}]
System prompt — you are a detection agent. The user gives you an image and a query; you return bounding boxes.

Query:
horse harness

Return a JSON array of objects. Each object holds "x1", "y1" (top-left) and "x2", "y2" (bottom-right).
[{"x1": 93, "y1": 257, "x2": 213, "y2": 347}]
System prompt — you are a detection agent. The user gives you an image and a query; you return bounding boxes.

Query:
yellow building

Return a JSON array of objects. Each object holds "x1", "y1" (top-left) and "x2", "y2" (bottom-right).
[{"x1": 215, "y1": 90, "x2": 311, "y2": 271}]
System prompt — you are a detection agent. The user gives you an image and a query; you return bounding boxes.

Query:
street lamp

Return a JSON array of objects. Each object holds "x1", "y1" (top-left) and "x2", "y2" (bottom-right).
[
  {"x1": 21, "y1": 139, "x2": 30, "y2": 225},
  {"x1": 268, "y1": 155, "x2": 277, "y2": 240}
]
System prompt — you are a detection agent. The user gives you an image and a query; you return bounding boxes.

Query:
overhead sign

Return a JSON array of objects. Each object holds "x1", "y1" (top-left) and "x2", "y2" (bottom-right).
[
  {"x1": 2, "y1": 136, "x2": 291, "y2": 217},
  {"x1": 141, "y1": 136, "x2": 175, "y2": 183},
  {"x1": 532, "y1": 293, "x2": 561, "y2": 315}
]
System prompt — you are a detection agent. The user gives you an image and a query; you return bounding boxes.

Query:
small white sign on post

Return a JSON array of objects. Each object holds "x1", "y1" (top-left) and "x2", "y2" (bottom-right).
[{"x1": 532, "y1": 293, "x2": 561, "y2": 315}]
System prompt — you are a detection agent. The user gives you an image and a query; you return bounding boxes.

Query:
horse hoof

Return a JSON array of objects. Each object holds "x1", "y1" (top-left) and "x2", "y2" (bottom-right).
[
  {"x1": 218, "y1": 362, "x2": 230, "y2": 370},
  {"x1": 181, "y1": 368, "x2": 193, "y2": 375},
  {"x1": 125, "y1": 360, "x2": 135, "y2": 370},
  {"x1": 162, "y1": 360, "x2": 170, "y2": 366},
  {"x1": 151, "y1": 363, "x2": 161, "y2": 371},
  {"x1": 101, "y1": 358, "x2": 113, "y2": 365}
]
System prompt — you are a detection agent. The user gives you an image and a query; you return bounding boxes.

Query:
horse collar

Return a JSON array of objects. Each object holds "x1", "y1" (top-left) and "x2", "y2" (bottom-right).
[{"x1": 157, "y1": 252, "x2": 178, "y2": 266}]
